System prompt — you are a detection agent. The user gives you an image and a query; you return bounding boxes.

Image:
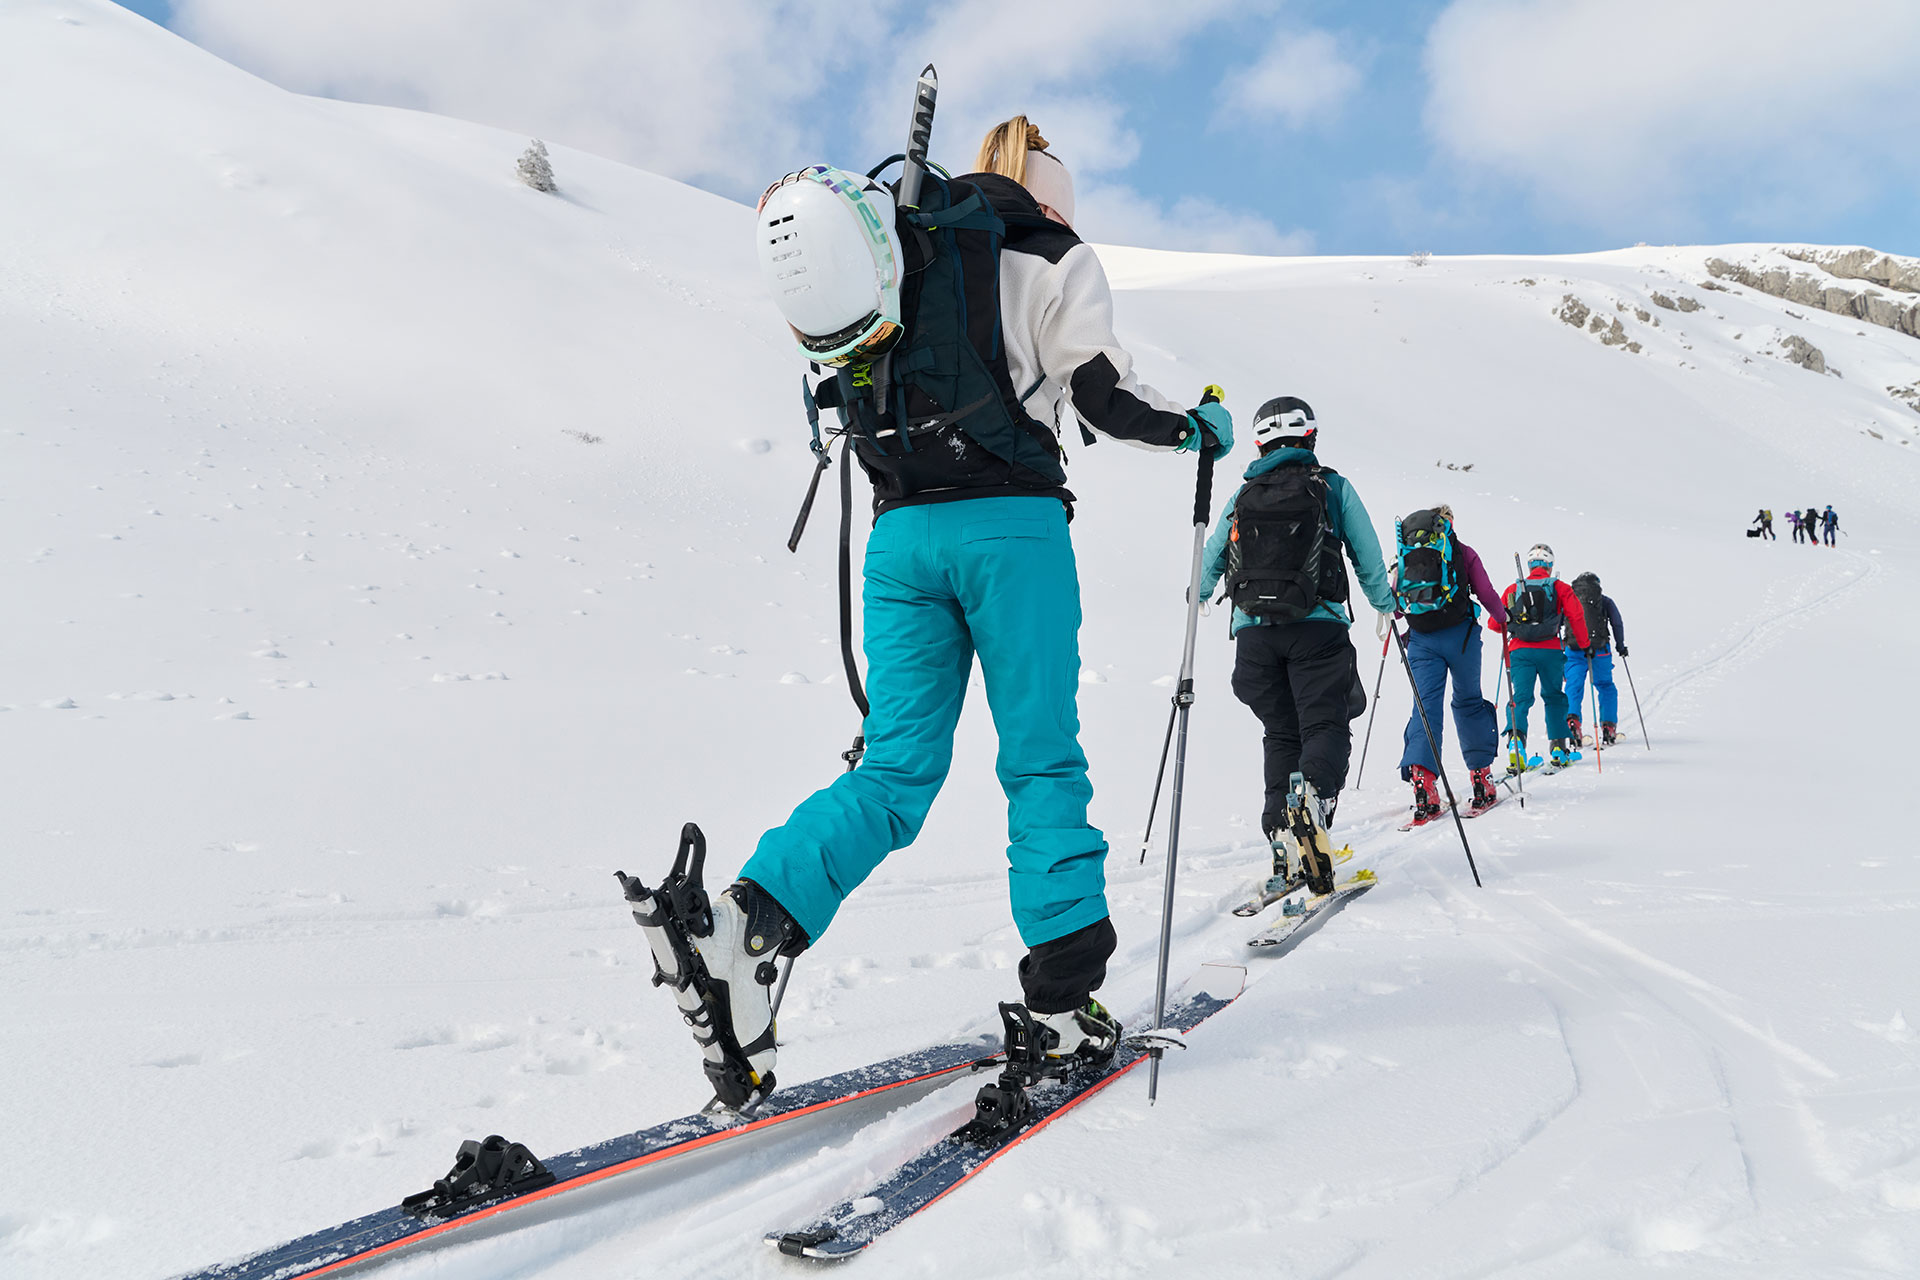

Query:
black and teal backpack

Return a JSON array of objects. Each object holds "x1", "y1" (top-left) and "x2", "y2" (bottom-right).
[{"x1": 1394, "y1": 509, "x2": 1471, "y2": 633}]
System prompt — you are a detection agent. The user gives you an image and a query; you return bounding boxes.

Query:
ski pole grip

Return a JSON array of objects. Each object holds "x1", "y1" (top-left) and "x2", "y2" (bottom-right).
[
  {"x1": 1194, "y1": 448, "x2": 1215, "y2": 527},
  {"x1": 1192, "y1": 385, "x2": 1222, "y2": 527}
]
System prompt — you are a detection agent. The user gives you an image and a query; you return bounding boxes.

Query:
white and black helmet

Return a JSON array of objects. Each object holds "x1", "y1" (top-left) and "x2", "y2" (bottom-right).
[
  {"x1": 1252, "y1": 396, "x2": 1316, "y2": 448},
  {"x1": 1525, "y1": 543, "x2": 1555, "y2": 572}
]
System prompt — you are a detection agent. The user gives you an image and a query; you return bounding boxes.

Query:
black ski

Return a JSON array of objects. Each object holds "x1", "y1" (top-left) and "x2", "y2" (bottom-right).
[
  {"x1": 766, "y1": 968, "x2": 1245, "y2": 1261},
  {"x1": 173, "y1": 1038, "x2": 998, "y2": 1280}
]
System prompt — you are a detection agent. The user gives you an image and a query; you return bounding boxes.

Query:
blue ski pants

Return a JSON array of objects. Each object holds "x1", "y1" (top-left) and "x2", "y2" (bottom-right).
[
  {"x1": 742, "y1": 498, "x2": 1109, "y2": 952},
  {"x1": 1398, "y1": 620, "x2": 1498, "y2": 777},
  {"x1": 1505, "y1": 646, "x2": 1570, "y2": 742},
  {"x1": 1563, "y1": 647, "x2": 1619, "y2": 724}
]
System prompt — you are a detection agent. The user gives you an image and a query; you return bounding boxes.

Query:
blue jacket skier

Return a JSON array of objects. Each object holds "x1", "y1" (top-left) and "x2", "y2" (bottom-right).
[
  {"x1": 1390, "y1": 506, "x2": 1508, "y2": 821},
  {"x1": 1563, "y1": 572, "x2": 1627, "y2": 747},
  {"x1": 1197, "y1": 397, "x2": 1394, "y2": 893},
  {"x1": 1822, "y1": 505, "x2": 1839, "y2": 546}
]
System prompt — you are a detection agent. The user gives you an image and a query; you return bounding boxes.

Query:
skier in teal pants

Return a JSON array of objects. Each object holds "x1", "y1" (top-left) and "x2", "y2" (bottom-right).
[{"x1": 640, "y1": 124, "x2": 1234, "y2": 1107}]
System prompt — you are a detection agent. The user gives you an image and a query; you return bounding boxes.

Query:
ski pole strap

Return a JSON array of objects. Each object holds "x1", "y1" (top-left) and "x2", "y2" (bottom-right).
[
  {"x1": 837, "y1": 433, "x2": 871, "y2": 719},
  {"x1": 1191, "y1": 385, "x2": 1223, "y2": 527}
]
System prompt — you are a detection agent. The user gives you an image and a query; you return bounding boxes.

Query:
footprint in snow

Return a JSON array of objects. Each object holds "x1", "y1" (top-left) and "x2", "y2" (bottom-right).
[
  {"x1": 145, "y1": 1052, "x2": 202, "y2": 1069},
  {"x1": 1855, "y1": 1011, "x2": 1916, "y2": 1043},
  {"x1": 40, "y1": 697, "x2": 78, "y2": 710}
]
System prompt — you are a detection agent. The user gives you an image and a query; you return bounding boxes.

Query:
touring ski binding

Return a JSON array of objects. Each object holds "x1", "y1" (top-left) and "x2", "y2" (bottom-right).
[
  {"x1": 616, "y1": 823, "x2": 774, "y2": 1111},
  {"x1": 956, "y1": 1003, "x2": 1063, "y2": 1140},
  {"x1": 400, "y1": 1135, "x2": 554, "y2": 1220}
]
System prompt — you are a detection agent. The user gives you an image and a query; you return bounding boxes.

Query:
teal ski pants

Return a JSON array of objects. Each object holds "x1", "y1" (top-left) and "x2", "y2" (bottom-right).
[
  {"x1": 1505, "y1": 646, "x2": 1570, "y2": 742},
  {"x1": 741, "y1": 497, "x2": 1108, "y2": 950}
]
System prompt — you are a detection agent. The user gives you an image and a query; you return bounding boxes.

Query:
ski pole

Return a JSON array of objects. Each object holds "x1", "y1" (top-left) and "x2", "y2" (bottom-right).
[
  {"x1": 1620, "y1": 651, "x2": 1651, "y2": 750},
  {"x1": 1591, "y1": 650, "x2": 1603, "y2": 775},
  {"x1": 1136, "y1": 702, "x2": 1178, "y2": 865},
  {"x1": 1351, "y1": 629, "x2": 1392, "y2": 791},
  {"x1": 1146, "y1": 385, "x2": 1224, "y2": 1105},
  {"x1": 1392, "y1": 623, "x2": 1482, "y2": 887}
]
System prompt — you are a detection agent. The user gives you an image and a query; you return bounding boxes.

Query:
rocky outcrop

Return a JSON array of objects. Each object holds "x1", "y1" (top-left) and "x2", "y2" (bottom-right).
[
  {"x1": 1651, "y1": 292, "x2": 1702, "y2": 313},
  {"x1": 1705, "y1": 257, "x2": 1920, "y2": 339},
  {"x1": 1557, "y1": 295, "x2": 1590, "y2": 328},
  {"x1": 1783, "y1": 247, "x2": 1920, "y2": 295},
  {"x1": 1891, "y1": 382, "x2": 1920, "y2": 415},
  {"x1": 1780, "y1": 335, "x2": 1826, "y2": 374}
]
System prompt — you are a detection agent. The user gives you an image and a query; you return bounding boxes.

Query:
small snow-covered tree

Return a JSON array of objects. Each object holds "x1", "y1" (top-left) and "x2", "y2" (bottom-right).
[{"x1": 517, "y1": 139, "x2": 556, "y2": 193}]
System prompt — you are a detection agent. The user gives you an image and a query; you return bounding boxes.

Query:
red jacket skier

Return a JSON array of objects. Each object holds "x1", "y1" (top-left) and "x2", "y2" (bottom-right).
[{"x1": 1487, "y1": 545, "x2": 1589, "y2": 769}]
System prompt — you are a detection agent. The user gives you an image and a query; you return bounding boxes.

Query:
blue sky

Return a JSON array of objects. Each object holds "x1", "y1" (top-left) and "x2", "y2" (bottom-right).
[{"x1": 115, "y1": 0, "x2": 1917, "y2": 258}]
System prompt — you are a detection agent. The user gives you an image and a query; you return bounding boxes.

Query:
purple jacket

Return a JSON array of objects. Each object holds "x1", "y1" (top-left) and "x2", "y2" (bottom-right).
[{"x1": 1459, "y1": 542, "x2": 1508, "y2": 628}]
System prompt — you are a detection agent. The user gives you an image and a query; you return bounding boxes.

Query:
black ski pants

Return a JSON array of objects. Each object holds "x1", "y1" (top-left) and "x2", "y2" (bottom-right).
[{"x1": 1230, "y1": 620, "x2": 1364, "y2": 832}]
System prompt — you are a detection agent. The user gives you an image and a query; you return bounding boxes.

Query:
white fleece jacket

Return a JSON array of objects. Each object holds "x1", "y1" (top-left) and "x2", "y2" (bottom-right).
[{"x1": 997, "y1": 239, "x2": 1197, "y2": 454}]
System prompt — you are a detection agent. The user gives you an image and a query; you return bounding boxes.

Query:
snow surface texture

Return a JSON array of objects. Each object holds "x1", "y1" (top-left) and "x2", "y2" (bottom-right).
[{"x1": 4, "y1": 3, "x2": 1919, "y2": 1277}]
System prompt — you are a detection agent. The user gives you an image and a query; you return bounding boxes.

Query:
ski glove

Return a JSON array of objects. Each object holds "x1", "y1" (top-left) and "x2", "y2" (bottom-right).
[
  {"x1": 1617, "y1": 644, "x2": 1629, "y2": 658},
  {"x1": 1179, "y1": 401, "x2": 1234, "y2": 460},
  {"x1": 1374, "y1": 611, "x2": 1391, "y2": 641}
]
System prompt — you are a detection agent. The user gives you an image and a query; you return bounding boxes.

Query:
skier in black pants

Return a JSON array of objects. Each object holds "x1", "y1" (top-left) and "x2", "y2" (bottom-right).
[
  {"x1": 1197, "y1": 397, "x2": 1395, "y2": 892},
  {"x1": 1805, "y1": 506, "x2": 1820, "y2": 548}
]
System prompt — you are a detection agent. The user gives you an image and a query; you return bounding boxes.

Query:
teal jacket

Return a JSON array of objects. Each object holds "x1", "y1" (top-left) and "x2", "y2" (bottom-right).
[{"x1": 1198, "y1": 447, "x2": 1395, "y2": 636}]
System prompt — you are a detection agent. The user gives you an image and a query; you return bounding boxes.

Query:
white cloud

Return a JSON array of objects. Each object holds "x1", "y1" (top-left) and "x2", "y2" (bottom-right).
[
  {"x1": 167, "y1": 0, "x2": 1302, "y2": 253},
  {"x1": 1219, "y1": 28, "x2": 1362, "y2": 129},
  {"x1": 1423, "y1": 0, "x2": 1920, "y2": 227},
  {"x1": 170, "y1": 1, "x2": 893, "y2": 193},
  {"x1": 1077, "y1": 183, "x2": 1313, "y2": 256}
]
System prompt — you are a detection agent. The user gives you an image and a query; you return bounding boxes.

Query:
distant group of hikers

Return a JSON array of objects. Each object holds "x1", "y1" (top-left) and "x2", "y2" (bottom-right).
[{"x1": 1750, "y1": 506, "x2": 1839, "y2": 545}]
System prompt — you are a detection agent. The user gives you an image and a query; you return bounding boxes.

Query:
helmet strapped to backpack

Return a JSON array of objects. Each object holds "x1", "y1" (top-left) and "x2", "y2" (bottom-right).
[
  {"x1": 1251, "y1": 397, "x2": 1316, "y2": 449},
  {"x1": 756, "y1": 167, "x2": 904, "y2": 368},
  {"x1": 1394, "y1": 508, "x2": 1470, "y2": 632},
  {"x1": 1223, "y1": 463, "x2": 1349, "y2": 622}
]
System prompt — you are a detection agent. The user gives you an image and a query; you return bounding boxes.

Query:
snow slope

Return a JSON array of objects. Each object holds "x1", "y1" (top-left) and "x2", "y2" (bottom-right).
[{"x1": 5, "y1": 3, "x2": 1919, "y2": 1277}]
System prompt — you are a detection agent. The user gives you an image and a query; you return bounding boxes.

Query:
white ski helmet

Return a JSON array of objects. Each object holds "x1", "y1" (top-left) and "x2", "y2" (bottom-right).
[
  {"x1": 1252, "y1": 396, "x2": 1316, "y2": 448},
  {"x1": 755, "y1": 166, "x2": 904, "y2": 367},
  {"x1": 1525, "y1": 543, "x2": 1555, "y2": 573}
]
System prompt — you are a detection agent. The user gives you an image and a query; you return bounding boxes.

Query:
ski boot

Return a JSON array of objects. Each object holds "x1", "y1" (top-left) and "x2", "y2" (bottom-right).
[
  {"x1": 1283, "y1": 772, "x2": 1338, "y2": 895},
  {"x1": 1035, "y1": 998, "x2": 1122, "y2": 1065},
  {"x1": 616, "y1": 824, "x2": 807, "y2": 1111},
  {"x1": 1506, "y1": 735, "x2": 1529, "y2": 776},
  {"x1": 1566, "y1": 714, "x2": 1583, "y2": 746},
  {"x1": 1601, "y1": 721, "x2": 1618, "y2": 747},
  {"x1": 1409, "y1": 765, "x2": 1442, "y2": 824},
  {"x1": 1470, "y1": 765, "x2": 1498, "y2": 811},
  {"x1": 1549, "y1": 738, "x2": 1574, "y2": 768}
]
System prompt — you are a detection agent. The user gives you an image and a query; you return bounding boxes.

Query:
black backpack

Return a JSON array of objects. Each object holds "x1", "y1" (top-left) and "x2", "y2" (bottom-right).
[
  {"x1": 1224, "y1": 464, "x2": 1349, "y2": 622},
  {"x1": 1569, "y1": 573, "x2": 1609, "y2": 649},
  {"x1": 1395, "y1": 509, "x2": 1472, "y2": 633},
  {"x1": 1507, "y1": 575, "x2": 1562, "y2": 642},
  {"x1": 810, "y1": 173, "x2": 1065, "y2": 513}
]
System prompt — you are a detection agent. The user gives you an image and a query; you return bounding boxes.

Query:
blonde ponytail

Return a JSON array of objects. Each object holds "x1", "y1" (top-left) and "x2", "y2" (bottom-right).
[{"x1": 974, "y1": 116, "x2": 1053, "y2": 185}]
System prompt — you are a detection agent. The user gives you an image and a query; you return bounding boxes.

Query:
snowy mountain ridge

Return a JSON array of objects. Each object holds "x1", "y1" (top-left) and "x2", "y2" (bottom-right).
[{"x1": 6, "y1": 2, "x2": 1920, "y2": 1278}]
